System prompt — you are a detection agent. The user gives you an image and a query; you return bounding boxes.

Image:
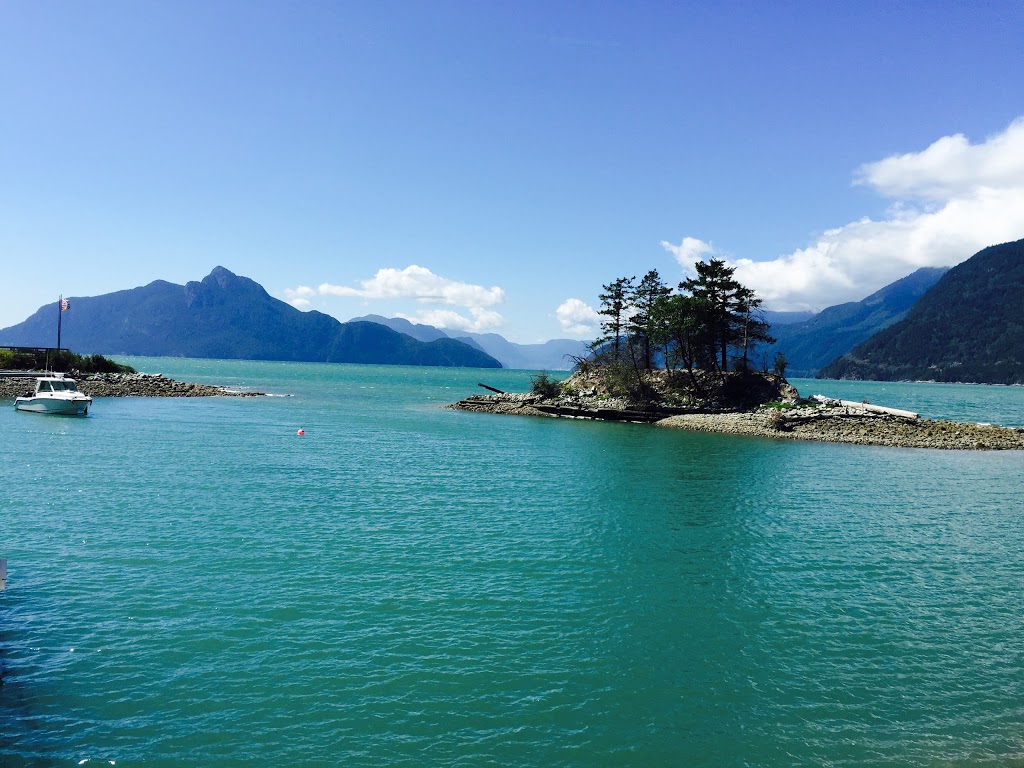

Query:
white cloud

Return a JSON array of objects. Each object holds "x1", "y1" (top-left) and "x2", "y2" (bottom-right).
[
  {"x1": 284, "y1": 265, "x2": 507, "y2": 329},
  {"x1": 283, "y1": 285, "x2": 316, "y2": 308},
  {"x1": 398, "y1": 306, "x2": 504, "y2": 333},
  {"x1": 855, "y1": 117, "x2": 1024, "y2": 200},
  {"x1": 555, "y1": 298, "x2": 600, "y2": 335},
  {"x1": 660, "y1": 236, "x2": 716, "y2": 276},
  {"x1": 672, "y1": 118, "x2": 1024, "y2": 311},
  {"x1": 316, "y1": 265, "x2": 504, "y2": 307}
]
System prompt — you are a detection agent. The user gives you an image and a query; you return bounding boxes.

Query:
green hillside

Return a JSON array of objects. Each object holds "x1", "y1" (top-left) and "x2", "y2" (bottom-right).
[
  {"x1": 820, "y1": 239, "x2": 1024, "y2": 383},
  {"x1": 770, "y1": 267, "x2": 947, "y2": 376}
]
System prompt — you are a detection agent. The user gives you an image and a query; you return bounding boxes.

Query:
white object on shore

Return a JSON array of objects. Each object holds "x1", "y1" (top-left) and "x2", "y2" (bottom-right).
[
  {"x1": 15, "y1": 375, "x2": 92, "y2": 416},
  {"x1": 811, "y1": 394, "x2": 918, "y2": 420}
]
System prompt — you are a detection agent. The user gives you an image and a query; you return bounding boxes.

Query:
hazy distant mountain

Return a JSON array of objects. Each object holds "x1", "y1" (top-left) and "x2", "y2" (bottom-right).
[
  {"x1": 458, "y1": 333, "x2": 590, "y2": 370},
  {"x1": 820, "y1": 239, "x2": 1024, "y2": 384},
  {"x1": 761, "y1": 309, "x2": 816, "y2": 326},
  {"x1": 350, "y1": 315, "x2": 590, "y2": 369},
  {"x1": 0, "y1": 267, "x2": 501, "y2": 368},
  {"x1": 349, "y1": 314, "x2": 450, "y2": 343},
  {"x1": 769, "y1": 266, "x2": 949, "y2": 376}
]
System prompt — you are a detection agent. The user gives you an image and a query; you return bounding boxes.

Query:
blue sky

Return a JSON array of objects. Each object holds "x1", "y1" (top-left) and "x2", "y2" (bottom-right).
[{"x1": 2, "y1": 1, "x2": 1024, "y2": 342}]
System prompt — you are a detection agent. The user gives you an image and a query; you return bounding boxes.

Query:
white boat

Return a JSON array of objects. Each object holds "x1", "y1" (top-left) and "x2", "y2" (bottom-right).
[{"x1": 15, "y1": 375, "x2": 92, "y2": 415}]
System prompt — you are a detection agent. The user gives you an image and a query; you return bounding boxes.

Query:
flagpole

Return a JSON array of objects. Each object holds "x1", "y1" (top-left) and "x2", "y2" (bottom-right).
[{"x1": 57, "y1": 294, "x2": 63, "y2": 350}]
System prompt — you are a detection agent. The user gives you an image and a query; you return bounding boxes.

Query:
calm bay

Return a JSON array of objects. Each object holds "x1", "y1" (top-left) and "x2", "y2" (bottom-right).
[{"x1": 2, "y1": 358, "x2": 1023, "y2": 766}]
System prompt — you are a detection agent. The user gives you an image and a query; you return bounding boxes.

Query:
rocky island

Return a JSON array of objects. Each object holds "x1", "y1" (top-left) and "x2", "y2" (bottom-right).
[
  {"x1": 449, "y1": 259, "x2": 1024, "y2": 450},
  {"x1": 450, "y1": 368, "x2": 1024, "y2": 450}
]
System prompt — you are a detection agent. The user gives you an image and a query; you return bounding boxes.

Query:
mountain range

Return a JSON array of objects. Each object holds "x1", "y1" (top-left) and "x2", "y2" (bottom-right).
[
  {"x1": 821, "y1": 239, "x2": 1024, "y2": 384},
  {"x1": 3, "y1": 239, "x2": 1021, "y2": 383},
  {"x1": 0, "y1": 267, "x2": 501, "y2": 368}
]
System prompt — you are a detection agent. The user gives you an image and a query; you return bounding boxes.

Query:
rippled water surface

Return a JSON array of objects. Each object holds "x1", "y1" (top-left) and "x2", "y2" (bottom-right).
[{"x1": 2, "y1": 361, "x2": 1024, "y2": 766}]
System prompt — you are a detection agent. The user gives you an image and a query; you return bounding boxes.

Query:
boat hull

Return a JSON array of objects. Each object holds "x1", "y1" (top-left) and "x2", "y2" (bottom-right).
[{"x1": 15, "y1": 396, "x2": 92, "y2": 415}]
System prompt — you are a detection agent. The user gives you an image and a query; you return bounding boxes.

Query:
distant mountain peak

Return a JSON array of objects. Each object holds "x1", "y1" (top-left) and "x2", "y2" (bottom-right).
[
  {"x1": 206, "y1": 265, "x2": 240, "y2": 287},
  {"x1": 0, "y1": 269, "x2": 501, "y2": 368}
]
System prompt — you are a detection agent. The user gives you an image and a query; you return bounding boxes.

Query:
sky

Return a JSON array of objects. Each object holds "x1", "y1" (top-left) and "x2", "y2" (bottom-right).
[{"x1": 2, "y1": 1, "x2": 1024, "y2": 343}]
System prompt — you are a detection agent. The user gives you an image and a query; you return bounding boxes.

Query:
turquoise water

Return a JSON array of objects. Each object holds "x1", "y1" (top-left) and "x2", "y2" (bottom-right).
[{"x1": 2, "y1": 360, "x2": 1024, "y2": 766}]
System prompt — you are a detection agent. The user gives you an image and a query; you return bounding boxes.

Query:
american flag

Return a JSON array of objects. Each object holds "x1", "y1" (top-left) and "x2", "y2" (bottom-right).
[{"x1": 60, "y1": 298, "x2": 70, "y2": 311}]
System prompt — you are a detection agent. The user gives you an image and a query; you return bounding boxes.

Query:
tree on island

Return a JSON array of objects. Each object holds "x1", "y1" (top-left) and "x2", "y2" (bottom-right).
[
  {"x1": 589, "y1": 259, "x2": 774, "y2": 394},
  {"x1": 680, "y1": 259, "x2": 773, "y2": 373},
  {"x1": 593, "y1": 276, "x2": 635, "y2": 362},
  {"x1": 627, "y1": 270, "x2": 672, "y2": 371}
]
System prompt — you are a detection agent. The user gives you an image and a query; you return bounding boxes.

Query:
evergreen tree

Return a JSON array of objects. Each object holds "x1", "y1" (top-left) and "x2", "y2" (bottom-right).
[
  {"x1": 732, "y1": 286, "x2": 774, "y2": 371},
  {"x1": 627, "y1": 270, "x2": 672, "y2": 370},
  {"x1": 653, "y1": 293, "x2": 712, "y2": 373},
  {"x1": 679, "y1": 259, "x2": 772, "y2": 372},
  {"x1": 592, "y1": 276, "x2": 635, "y2": 362}
]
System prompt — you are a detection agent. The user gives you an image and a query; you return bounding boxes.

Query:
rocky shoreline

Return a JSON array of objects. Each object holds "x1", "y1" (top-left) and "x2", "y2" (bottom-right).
[
  {"x1": 449, "y1": 388, "x2": 1024, "y2": 451},
  {"x1": 657, "y1": 406, "x2": 1024, "y2": 450},
  {"x1": 0, "y1": 372, "x2": 264, "y2": 399}
]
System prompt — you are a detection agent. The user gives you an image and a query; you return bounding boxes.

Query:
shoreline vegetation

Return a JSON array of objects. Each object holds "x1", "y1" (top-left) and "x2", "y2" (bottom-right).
[
  {"x1": 0, "y1": 347, "x2": 137, "y2": 374},
  {"x1": 449, "y1": 369, "x2": 1024, "y2": 450}
]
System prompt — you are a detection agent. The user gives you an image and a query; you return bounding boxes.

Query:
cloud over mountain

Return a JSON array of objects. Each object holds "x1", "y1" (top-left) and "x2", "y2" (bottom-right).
[
  {"x1": 285, "y1": 265, "x2": 506, "y2": 332},
  {"x1": 663, "y1": 117, "x2": 1024, "y2": 312},
  {"x1": 556, "y1": 298, "x2": 600, "y2": 335},
  {"x1": 397, "y1": 307, "x2": 504, "y2": 334}
]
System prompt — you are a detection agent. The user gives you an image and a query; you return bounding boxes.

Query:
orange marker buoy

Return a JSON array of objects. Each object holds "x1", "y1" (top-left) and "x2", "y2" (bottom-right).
[{"x1": 297, "y1": 429, "x2": 305, "y2": 436}]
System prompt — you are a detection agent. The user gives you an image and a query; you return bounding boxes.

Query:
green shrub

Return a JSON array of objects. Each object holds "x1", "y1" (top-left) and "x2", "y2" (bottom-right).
[
  {"x1": 530, "y1": 370, "x2": 563, "y2": 399},
  {"x1": 761, "y1": 400, "x2": 801, "y2": 410}
]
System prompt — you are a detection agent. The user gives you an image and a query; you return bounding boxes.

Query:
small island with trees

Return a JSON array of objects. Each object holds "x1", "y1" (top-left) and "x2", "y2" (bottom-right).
[{"x1": 451, "y1": 261, "x2": 1024, "y2": 450}]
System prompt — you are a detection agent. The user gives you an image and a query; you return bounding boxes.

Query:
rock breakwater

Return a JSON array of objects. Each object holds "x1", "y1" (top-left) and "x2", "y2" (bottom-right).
[{"x1": 0, "y1": 372, "x2": 264, "y2": 399}]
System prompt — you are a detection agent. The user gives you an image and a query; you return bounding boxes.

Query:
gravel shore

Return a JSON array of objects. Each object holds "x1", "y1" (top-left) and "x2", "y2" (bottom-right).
[
  {"x1": 657, "y1": 407, "x2": 1024, "y2": 450},
  {"x1": 0, "y1": 372, "x2": 264, "y2": 399}
]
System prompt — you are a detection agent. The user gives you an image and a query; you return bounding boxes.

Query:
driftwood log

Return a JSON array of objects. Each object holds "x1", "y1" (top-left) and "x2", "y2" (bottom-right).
[{"x1": 810, "y1": 394, "x2": 918, "y2": 420}]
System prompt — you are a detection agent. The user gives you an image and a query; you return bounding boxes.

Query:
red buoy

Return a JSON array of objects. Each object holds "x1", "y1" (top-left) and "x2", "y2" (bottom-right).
[{"x1": 297, "y1": 429, "x2": 305, "y2": 436}]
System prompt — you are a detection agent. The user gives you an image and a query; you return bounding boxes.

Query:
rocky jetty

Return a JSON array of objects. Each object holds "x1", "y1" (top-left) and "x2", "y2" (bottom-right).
[
  {"x1": 449, "y1": 368, "x2": 1024, "y2": 450},
  {"x1": 0, "y1": 372, "x2": 263, "y2": 399}
]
